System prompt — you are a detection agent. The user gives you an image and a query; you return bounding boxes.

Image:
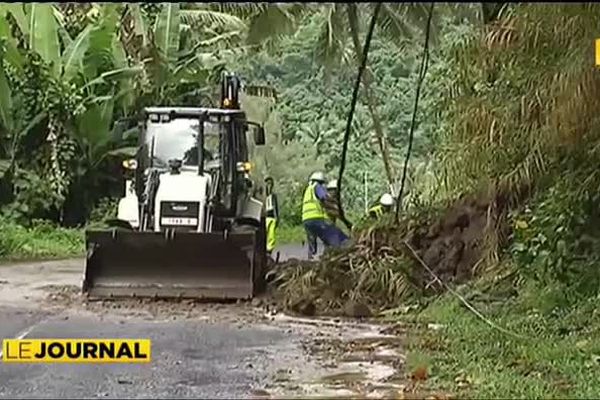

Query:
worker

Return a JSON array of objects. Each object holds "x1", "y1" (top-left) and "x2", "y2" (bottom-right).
[
  {"x1": 264, "y1": 176, "x2": 279, "y2": 257},
  {"x1": 323, "y1": 179, "x2": 340, "y2": 225},
  {"x1": 368, "y1": 193, "x2": 395, "y2": 219},
  {"x1": 323, "y1": 179, "x2": 353, "y2": 231},
  {"x1": 302, "y1": 171, "x2": 349, "y2": 259}
]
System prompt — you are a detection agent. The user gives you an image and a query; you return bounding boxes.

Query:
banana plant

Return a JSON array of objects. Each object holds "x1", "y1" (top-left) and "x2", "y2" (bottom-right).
[
  {"x1": 123, "y1": 3, "x2": 268, "y2": 106},
  {"x1": 0, "y1": 4, "x2": 140, "y2": 189}
]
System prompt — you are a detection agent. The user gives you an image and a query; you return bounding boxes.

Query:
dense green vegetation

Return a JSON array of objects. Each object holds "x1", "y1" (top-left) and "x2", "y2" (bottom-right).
[
  {"x1": 1, "y1": 2, "x2": 600, "y2": 397},
  {"x1": 0, "y1": 3, "x2": 434, "y2": 245},
  {"x1": 0, "y1": 3, "x2": 438, "y2": 256}
]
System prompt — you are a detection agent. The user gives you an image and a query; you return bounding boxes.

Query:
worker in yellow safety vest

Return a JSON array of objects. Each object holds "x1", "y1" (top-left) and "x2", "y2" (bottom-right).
[
  {"x1": 264, "y1": 176, "x2": 279, "y2": 256},
  {"x1": 302, "y1": 171, "x2": 349, "y2": 259},
  {"x1": 368, "y1": 193, "x2": 395, "y2": 219}
]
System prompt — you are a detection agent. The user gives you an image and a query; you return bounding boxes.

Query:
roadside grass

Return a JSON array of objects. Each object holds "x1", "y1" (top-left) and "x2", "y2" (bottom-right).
[
  {"x1": 0, "y1": 219, "x2": 344, "y2": 261},
  {"x1": 396, "y1": 283, "x2": 600, "y2": 398},
  {"x1": 277, "y1": 224, "x2": 306, "y2": 245},
  {"x1": 0, "y1": 219, "x2": 307, "y2": 262},
  {"x1": 0, "y1": 219, "x2": 84, "y2": 261}
]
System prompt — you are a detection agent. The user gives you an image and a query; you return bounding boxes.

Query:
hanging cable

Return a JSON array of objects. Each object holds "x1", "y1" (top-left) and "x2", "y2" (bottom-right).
[
  {"x1": 395, "y1": 2, "x2": 435, "y2": 222},
  {"x1": 336, "y1": 3, "x2": 381, "y2": 230}
]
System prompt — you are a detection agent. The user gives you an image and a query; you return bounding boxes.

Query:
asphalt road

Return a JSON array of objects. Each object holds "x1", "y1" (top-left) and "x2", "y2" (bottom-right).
[
  {"x1": 0, "y1": 240, "x2": 365, "y2": 399},
  {"x1": 0, "y1": 244, "x2": 322, "y2": 399},
  {"x1": 0, "y1": 306, "x2": 314, "y2": 399}
]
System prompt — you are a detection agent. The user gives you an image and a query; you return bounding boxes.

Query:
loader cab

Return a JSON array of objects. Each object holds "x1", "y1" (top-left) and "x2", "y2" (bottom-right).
[{"x1": 136, "y1": 107, "x2": 262, "y2": 221}]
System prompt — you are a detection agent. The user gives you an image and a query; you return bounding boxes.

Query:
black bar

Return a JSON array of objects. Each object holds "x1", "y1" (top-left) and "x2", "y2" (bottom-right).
[{"x1": 198, "y1": 112, "x2": 206, "y2": 176}]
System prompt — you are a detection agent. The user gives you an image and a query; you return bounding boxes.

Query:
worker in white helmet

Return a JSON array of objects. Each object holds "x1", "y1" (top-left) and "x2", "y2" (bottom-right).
[
  {"x1": 323, "y1": 179, "x2": 340, "y2": 225},
  {"x1": 301, "y1": 171, "x2": 348, "y2": 259},
  {"x1": 368, "y1": 193, "x2": 395, "y2": 219}
]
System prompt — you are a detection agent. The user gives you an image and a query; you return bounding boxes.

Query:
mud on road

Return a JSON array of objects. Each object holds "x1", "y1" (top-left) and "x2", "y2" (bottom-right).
[{"x1": 0, "y1": 257, "x2": 416, "y2": 399}]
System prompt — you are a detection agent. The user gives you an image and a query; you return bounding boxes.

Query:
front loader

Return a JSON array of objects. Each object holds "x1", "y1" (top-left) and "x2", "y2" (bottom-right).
[{"x1": 82, "y1": 73, "x2": 269, "y2": 300}]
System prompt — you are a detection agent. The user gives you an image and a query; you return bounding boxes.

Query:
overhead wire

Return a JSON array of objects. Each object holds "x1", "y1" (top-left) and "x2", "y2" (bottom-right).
[
  {"x1": 395, "y1": 2, "x2": 435, "y2": 222},
  {"x1": 336, "y1": 3, "x2": 382, "y2": 230}
]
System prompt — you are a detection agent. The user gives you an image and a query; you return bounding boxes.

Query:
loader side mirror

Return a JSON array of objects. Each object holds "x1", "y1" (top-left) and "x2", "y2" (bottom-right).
[{"x1": 253, "y1": 126, "x2": 266, "y2": 146}]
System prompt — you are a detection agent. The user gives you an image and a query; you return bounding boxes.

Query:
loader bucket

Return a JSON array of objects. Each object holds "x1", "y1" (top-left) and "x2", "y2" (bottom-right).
[{"x1": 82, "y1": 229, "x2": 266, "y2": 300}]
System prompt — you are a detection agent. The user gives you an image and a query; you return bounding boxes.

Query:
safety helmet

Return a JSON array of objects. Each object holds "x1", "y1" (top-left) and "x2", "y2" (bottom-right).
[
  {"x1": 327, "y1": 179, "x2": 338, "y2": 189},
  {"x1": 379, "y1": 193, "x2": 394, "y2": 206},
  {"x1": 309, "y1": 171, "x2": 327, "y2": 183}
]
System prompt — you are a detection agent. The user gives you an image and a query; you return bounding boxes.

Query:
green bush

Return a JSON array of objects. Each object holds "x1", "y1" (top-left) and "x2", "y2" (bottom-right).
[
  {"x1": 509, "y1": 176, "x2": 600, "y2": 300},
  {"x1": 0, "y1": 217, "x2": 84, "y2": 261}
]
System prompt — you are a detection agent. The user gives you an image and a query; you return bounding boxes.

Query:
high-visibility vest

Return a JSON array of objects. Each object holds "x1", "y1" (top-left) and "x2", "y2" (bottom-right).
[
  {"x1": 368, "y1": 204, "x2": 384, "y2": 219},
  {"x1": 266, "y1": 193, "x2": 277, "y2": 219},
  {"x1": 302, "y1": 183, "x2": 327, "y2": 222}
]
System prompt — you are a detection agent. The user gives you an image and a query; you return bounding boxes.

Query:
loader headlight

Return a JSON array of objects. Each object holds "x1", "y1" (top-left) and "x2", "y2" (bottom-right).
[
  {"x1": 122, "y1": 159, "x2": 138, "y2": 170},
  {"x1": 236, "y1": 162, "x2": 252, "y2": 172}
]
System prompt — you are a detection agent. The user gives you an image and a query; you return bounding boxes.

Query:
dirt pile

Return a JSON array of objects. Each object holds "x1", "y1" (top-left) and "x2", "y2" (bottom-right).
[
  {"x1": 406, "y1": 194, "x2": 500, "y2": 287},
  {"x1": 273, "y1": 192, "x2": 507, "y2": 315},
  {"x1": 42, "y1": 284, "x2": 276, "y2": 323}
]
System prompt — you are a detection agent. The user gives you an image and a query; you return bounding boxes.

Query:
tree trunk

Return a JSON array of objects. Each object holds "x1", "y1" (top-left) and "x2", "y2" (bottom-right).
[{"x1": 346, "y1": 4, "x2": 395, "y2": 189}]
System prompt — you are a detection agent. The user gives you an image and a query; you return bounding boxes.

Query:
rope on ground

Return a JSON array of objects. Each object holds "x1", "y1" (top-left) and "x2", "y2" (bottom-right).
[
  {"x1": 403, "y1": 240, "x2": 528, "y2": 341},
  {"x1": 336, "y1": 3, "x2": 382, "y2": 231},
  {"x1": 395, "y1": 2, "x2": 435, "y2": 222}
]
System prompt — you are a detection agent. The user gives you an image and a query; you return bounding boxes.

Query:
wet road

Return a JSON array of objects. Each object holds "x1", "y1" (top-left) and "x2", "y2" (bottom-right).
[
  {"x1": 0, "y1": 244, "x2": 316, "y2": 399},
  {"x1": 0, "y1": 243, "x2": 403, "y2": 399},
  {"x1": 0, "y1": 306, "x2": 311, "y2": 399}
]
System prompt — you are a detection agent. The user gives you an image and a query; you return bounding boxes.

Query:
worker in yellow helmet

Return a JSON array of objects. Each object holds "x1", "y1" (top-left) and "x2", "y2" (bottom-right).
[
  {"x1": 368, "y1": 193, "x2": 395, "y2": 219},
  {"x1": 264, "y1": 176, "x2": 279, "y2": 257},
  {"x1": 301, "y1": 171, "x2": 348, "y2": 259}
]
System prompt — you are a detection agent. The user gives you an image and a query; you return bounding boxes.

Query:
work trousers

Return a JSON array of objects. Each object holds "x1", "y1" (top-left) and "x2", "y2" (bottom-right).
[
  {"x1": 303, "y1": 219, "x2": 349, "y2": 258},
  {"x1": 266, "y1": 217, "x2": 277, "y2": 253}
]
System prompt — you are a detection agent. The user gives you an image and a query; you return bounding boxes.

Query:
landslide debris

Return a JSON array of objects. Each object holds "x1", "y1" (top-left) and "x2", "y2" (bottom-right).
[{"x1": 272, "y1": 192, "x2": 509, "y2": 316}]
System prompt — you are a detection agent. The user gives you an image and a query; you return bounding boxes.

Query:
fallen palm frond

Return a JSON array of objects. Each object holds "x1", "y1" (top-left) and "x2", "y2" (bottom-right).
[{"x1": 273, "y1": 192, "x2": 505, "y2": 314}]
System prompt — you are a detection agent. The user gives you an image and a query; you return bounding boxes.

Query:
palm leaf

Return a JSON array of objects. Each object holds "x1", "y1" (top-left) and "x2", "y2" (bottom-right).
[
  {"x1": 180, "y1": 9, "x2": 246, "y2": 31},
  {"x1": 28, "y1": 3, "x2": 60, "y2": 74},
  {"x1": 76, "y1": 95, "x2": 115, "y2": 157},
  {"x1": 62, "y1": 24, "x2": 93, "y2": 80},
  {"x1": 84, "y1": 5, "x2": 120, "y2": 82},
  {"x1": 246, "y1": 4, "x2": 298, "y2": 46},
  {"x1": 81, "y1": 66, "x2": 144, "y2": 91},
  {"x1": 378, "y1": 3, "x2": 416, "y2": 42},
  {"x1": 53, "y1": 5, "x2": 72, "y2": 50},
  {"x1": 0, "y1": 14, "x2": 23, "y2": 71},
  {"x1": 153, "y1": 3, "x2": 180, "y2": 61},
  {"x1": 111, "y1": 35, "x2": 135, "y2": 114},
  {"x1": 0, "y1": 159, "x2": 10, "y2": 178},
  {"x1": 2, "y1": 3, "x2": 28, "y2": 37},
  {"x1": 377, "y1": 3, "x2": 441, "y2": 46},
  {"x1": 196, "y1": 30, "x2": 245, "y2": 47},
  {"x1": 128, "y1": 4, "x2": 148, "y2": 48},
  {"x1": 209, "y1": 3, "x2": 268, "y2": 20},
  {"x1": 106, "y1": 146, "x2": 137, "y2": 157},
  {"x1": 314, "y1": 4, "x2": 348, "y2": 70},
  {"x1": 0, "y1": 53, "x2": 13, "y2": 132}
]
